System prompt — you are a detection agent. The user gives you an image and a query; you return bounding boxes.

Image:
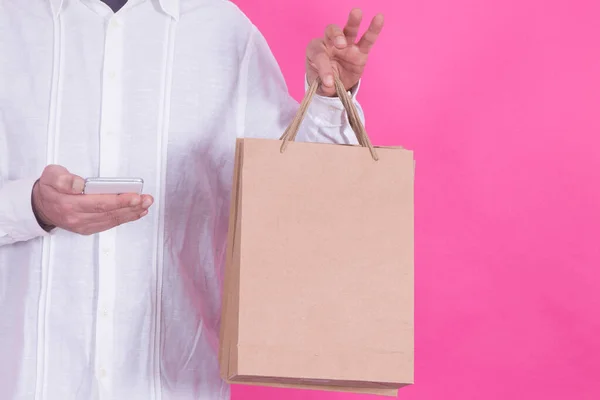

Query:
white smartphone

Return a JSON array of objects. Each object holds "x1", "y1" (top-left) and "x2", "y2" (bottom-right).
[{"x1": 83, "y1": 177, "x2": 144, "y2": 195}]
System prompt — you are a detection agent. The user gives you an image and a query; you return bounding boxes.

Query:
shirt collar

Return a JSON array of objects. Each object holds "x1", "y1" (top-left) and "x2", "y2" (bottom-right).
[
  {"x1": 157, "y1": 0, "x2": 180, "y2": 20},
  {"x1": 48, "y1": 0, "x2": 64, "y2": 17},
  {"x1": 48, "y1": 0, "x2": 180, "y2": 20}
]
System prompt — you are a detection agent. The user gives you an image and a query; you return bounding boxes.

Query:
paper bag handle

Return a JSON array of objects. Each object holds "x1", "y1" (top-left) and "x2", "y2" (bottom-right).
[{"x1": 279, "y1": 74, "x2": 379, "y2": 161}]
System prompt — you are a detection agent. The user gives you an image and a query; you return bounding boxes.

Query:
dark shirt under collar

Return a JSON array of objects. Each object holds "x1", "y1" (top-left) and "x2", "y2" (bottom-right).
[{"x1": 102, "y1": 0, "x2": 128, "y2": 13}]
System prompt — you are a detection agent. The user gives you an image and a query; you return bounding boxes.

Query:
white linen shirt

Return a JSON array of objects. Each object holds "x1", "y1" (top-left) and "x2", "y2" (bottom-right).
[{"x1": 0, "y1": 0, "x2": 362, "y2": 399}]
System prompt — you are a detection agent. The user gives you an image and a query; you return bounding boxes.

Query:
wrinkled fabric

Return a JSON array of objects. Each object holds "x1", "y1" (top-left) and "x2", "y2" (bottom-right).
[{"x1": 0, "y1": 0, "x2": 363, "y2": 399}]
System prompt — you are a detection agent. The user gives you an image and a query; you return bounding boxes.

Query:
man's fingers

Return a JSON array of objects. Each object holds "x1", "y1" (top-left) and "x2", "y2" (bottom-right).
[
  {"x1": 73, "y1": 193, "x2": 152, "y2": 213},
  {"x1": 78, "y1": 193, "x2": 136, "y2": 213},
  {"x1": 357, "y1": 13, "x2": 384, "y2": 54},
  {"x1": 100, "y1": 205, "x2": 149, "y2": 230},
  {"x1": 324, "y1": 24, "x2": 347, "y2": 49},
  {"x1": 41, "y1": 165, "x2": 85, "y2": 194},
  {"x1": 307, "y1": 45, "x2": 336, "y2": 95},
  {"x1": 56, "y1": 174, "x2": 85, "y2": 194},
  {"x1": 140, "y1": 194, "x2": 154, "y2": 209},
  {"x1": 72, "y1": 206, "x2": 150, "y2": 235},
  {"x1": 343, "y1": 8, "x2": 363, "y2": 43}
]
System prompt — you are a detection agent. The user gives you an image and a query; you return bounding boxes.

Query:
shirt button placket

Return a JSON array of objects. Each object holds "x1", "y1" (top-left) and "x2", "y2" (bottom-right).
[{"x1": 95, "y1": 14, "x2": 124, "y2": 393}]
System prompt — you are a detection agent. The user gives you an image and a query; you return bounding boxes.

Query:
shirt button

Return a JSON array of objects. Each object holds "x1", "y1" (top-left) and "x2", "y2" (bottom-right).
[
  {"x1": 107, "y1": 71, "x2": 116, "y2": 79},
  {"x1": 110, "y1": 19, "x2": 121, "y2": 28},
  {"x1": 101, "y1": 309, "x2": 109, "y2": 317},
  {"x1": 99, "y1": 368, "x2": 107, "y2": 378},
  {"x1": 102, "y1": 247, "x2": 111, "y2": 255}
]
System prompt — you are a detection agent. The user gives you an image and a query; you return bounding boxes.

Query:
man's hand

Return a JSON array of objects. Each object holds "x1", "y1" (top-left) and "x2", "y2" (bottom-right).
[
  {"x1": 306, "y1": 8, "x2": 384, "y2": 96},
  {"x1": 32, "y1": 165, "x2": 153, "y2": 235}
]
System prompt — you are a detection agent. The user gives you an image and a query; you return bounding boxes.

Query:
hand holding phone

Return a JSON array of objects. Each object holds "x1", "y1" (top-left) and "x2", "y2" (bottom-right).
[{"x1": 32, "y1": 166, "x2": 153, "y2": 235}]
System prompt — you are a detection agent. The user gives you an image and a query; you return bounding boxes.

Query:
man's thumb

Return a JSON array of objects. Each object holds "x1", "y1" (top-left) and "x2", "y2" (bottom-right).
[{"x1": 43, "y1": 165, "x2": 85, "y2": 194}]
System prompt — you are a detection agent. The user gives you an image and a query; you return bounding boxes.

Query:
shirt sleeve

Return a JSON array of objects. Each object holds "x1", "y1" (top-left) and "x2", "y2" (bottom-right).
[
  {"x1": 240, "y1": 25, "x2": 363, "y2": 145},
  {"x1": 0, "y1": 178, "x2": 50, "y2": 246}
]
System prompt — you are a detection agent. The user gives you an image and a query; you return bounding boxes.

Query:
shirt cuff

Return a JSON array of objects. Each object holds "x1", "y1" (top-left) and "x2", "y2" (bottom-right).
[
  {"x1": 304, "y1": 75, "x2": 361, "y2": 127},
  {"x1": 1, "y1": 178, "x2": 51, "y2": 243}
]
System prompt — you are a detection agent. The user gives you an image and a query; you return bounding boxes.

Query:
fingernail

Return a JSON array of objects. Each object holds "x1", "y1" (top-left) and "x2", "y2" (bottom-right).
[
  {"x1": 72, "y1": 178, "x2": 85, "y2": 194},
  {"x1": 130, "y1": 196, "x2": 141, "y2": 207},
  {"x1": 140, "y1": 210, "x2": 149, "y2": 217},
  {"x1": 142, "y1": 198, "x2": 153, "y2": 209},
  {"x1": 324, "y1": 75, "x2": 334, "y2": 87},
  {"x1": 335, "y1": 36, "x2": 347, "y2": 47}
]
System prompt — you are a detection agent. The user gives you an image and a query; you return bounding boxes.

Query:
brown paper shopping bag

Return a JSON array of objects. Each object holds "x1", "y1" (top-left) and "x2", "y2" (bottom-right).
[{"x1": 219, "y1": 75, "x2": 414, "y2": 397}]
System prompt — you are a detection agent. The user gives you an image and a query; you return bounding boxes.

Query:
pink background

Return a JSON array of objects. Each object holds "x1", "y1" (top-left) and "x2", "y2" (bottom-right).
[{"x1": 232, "y1": 0, "x2": 600, "y2": 399}]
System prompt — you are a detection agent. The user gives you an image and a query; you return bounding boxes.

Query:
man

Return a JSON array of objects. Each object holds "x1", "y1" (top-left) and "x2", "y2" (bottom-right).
[{"x1": 0, "y1": 0, "x2": 383, "y2": 398}]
